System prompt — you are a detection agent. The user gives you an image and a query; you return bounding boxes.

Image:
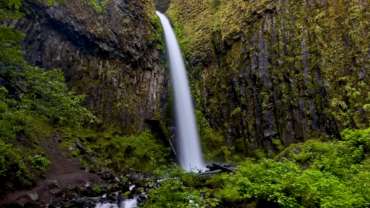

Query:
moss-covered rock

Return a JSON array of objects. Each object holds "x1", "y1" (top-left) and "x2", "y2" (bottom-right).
[{"x1": 168, "y1": 0, "x2": 369, "y2": 156}]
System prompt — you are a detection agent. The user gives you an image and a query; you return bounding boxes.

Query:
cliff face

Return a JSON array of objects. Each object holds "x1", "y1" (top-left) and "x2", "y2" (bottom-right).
[
  {"x1": 169, "y1": 0, "x2": 369, "y2": 154},
  {"x1": 155, "y1": 0, "x2": 171, "y2": 12},
  {"x1": 15, "y1": 0, "x2": 166, "y2": 132}
]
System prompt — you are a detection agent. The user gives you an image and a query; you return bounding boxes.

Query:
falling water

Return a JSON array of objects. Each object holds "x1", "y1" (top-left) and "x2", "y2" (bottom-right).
[{"x1": 156, "y1": 11, "x2": 206, "y2": 172}]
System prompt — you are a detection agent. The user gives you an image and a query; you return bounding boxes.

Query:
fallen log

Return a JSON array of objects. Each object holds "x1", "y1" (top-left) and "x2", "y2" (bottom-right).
[{"x1": 207, "y1": 163, "x2": 235, "y2": 173}]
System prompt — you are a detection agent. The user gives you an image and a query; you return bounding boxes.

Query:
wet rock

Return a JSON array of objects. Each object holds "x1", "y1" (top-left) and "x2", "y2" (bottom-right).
[
  {"x1": 75, "y1": 140, "x2": 87, "y2": 154},
  {"x1": 27, "y1": 192, "x2": 39, "y2": 201},
  {"x1": 155, "y1": 0, "x2": 171, "y2": 12},
  {"x1": 47, "y1": 179, "x2": 60, "y2": 189}
]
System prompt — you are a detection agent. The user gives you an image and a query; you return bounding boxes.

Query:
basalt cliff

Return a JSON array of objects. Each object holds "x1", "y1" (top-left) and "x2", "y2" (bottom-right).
[{"x1": 17, "y1": 0, "x2": 167, "y2": 132}]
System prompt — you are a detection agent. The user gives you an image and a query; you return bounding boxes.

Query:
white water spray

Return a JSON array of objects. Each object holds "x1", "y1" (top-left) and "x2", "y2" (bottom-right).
[{"x1": 156, "y1": 11, "x2": 206, "y2": 172}]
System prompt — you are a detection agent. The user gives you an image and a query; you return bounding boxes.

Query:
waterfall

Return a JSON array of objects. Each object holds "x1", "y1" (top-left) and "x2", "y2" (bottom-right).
[{"x1": 156, "y1": 11, "x2": 206, "y2": 172}]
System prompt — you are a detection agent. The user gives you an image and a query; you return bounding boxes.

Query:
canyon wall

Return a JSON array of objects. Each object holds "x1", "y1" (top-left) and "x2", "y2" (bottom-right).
[
  {"x1": 15, "y1": 0, "x2": 167, "y2": 132},
  {"x1": 168, "y1": 0, "x2": 369, "y2": 155}
]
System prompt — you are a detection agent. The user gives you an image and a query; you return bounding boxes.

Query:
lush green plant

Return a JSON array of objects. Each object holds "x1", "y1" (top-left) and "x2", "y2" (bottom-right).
[
  {"x1": 149, "y1": 14, "x2": 165, "y2": 52},
  {"x1": 217, "y1": 159, "x2": 367, "y2": 208},
  {"x1": 144, "y1": 178, "x2": 205, "y2": 208},
  {"x1": 30, "y1": 154, "x2": 50, "y2": 171},
  {"x1": 144, "y1": 128, "x2": 370, "y2": 208},
  {"x1": 94, "y1": 132, "x2": 170, "y2": 172},
  {"x1": 196, "y1": 110, "x2": 232, "y2": 162},
  {"x1": 20, "y1": 68, "x2": 96, "y2": 128},
  {"x1": 87, "y1": 0, "x2": 109, "y2": 12},
  {"x1": 144, "y1": 167, "x2": 220, "y2": 208},
  {"x1": 0, "y1": 0, "x2": 99, "y2": 194},
  {"x1": 65, "y1": 130, "x2": 171, "y2": 173},
  {"x1": 0, "y1": 140, "x2": 29, "y2": 179},
  {"x1": 214, "y1": 128, "x2": 370, "y2": 208}
]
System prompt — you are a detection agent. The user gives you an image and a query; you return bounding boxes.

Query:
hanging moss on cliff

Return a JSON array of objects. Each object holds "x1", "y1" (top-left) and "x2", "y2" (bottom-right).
[{"x1": 168, "y1": 0, "x2": 369, "y2": 157}]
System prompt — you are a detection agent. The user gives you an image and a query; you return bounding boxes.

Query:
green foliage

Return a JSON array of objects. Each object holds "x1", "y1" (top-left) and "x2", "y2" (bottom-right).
[
  {"x1": 0, "y1": 0, "x2": 23, "y2": 20},
  {"x1": 144, "y1": 167, "x2": 220, "y2": 208},
  {"x1": 196, "y1": 110, "x2": 232, "y2": 162},
  {"x1": 3, "y1": 0, "x2": 22, "y2": 9},
  {"x1": 215, "y1": 128, "x2": 370, "y2": 207},
  {"x1": 0, "y1": 140, "x2": 31, "y2": 188},
  {"x1": 64, "y1": 130, "x2": 171, "y2": 173},
  {"x1": 217, "y1": 159, "x2": 367, "y2": 208},
  {"x1": 20, "y1": 68, "x2": 96, "y2": 128},
  {"x1": 93, "y1": 132, "x2": 169, "y2": 172},
  {"x1": 87, "y1": 0, "x2": 109, "y2": 13},
  {"x1": 144, "y1": 129, "x2": 370, "y2": 208},
  {"x1": 149, "y1": 14, "x2": 165, "y2": 52},
  {"x1": 342, "y1": 128, "x2": 370, "y2": 150},
  {"x1": 30, "y1": 154, "x2": 50, "y2": 171},
  {"x1": 0, "y1": 26, "x2": 25, "y2": 66},
  {"x1": 0, "y1": 68, "x2": 95, "y2": 135},
  {"x1": 0, "y1": 0, "x2": 99, "y2": 194},
  {"x1": 0, "y1": 63, "x2": 94, "y2": 193},
  {"x1": 144, "y1": 178, "x2": 205, "y2": 208}
]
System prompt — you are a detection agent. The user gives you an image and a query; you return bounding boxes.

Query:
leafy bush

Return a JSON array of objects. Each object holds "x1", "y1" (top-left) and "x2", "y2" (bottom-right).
[
  {"x1": 144, "y1": 178, "x2": 205, "y2": 208},
  {"x1": 69, "y1": 131, "x2": 171, "y2": 173},
  {"x1": 144, "y1": 128, "x2": 370, "y2": 208},
  {"x1": 196, "y1": 110, "x2": 232, "y2": 162},
  {"x1": 20, "y1": 68, "x2": 96, "y2": 128},
  {"x1": 30, "y1": 154, "x2": 50, "y2": 171},
  {"x1": 144, "y1": 168, "x2": 219, "y2": 208},
  {"x1": 0, "y1": 0, "x2": 96, "y2": 194},
  {"x1": 214, "y1": 128, "x2": 370, "y2": 208},
  {"x1": 0, "y1": 140, "x2": 33, "y2": 193},
  {"x1": 217, "y1": 159, "x2": 368, "y2": 208}
]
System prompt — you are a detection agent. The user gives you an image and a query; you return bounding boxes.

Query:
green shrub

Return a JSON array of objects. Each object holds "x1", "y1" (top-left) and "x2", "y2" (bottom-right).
[
  {"x1": 342, "y1": 128, "x2": 370, "y2": 151},
  {"x1": 30, "y1": 155, "x2": 50, "y2": 171},
  {"x1": 196, "y1": 110, "x2": 231, "y2": 162},
  {"x1": 217, "y1": 159, "x2": 368, "y2": 208},
  {"x1": 144, "y1": 167, "x2": 218, "y2": 208},
  {"x1": 0, "y1": 140, "x2": 32, "y2": 191},
  {"x1": 144, "y1": 129, "x2": 370, "y2": 208},
  {"x1": 0, "y1": 0, "x2": 97, "y2": 193},
  {"x1": 20, "y1": 68, "x2": 96, "y2": 128},
  {"x1": 73, "y1": 131, "x2": 171, "y2": 173},
  {"x1": 215, "y1": 128, "x2": 370, "y2": 208},
  {"x1": 144, "y1": 178, "x2": 204, "y2": 208}
]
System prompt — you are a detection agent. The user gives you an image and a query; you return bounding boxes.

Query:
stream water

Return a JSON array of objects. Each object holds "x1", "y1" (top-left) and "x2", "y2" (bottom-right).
[{"x1": 94, "y1": 197, "x2": 138, "y2": 208}]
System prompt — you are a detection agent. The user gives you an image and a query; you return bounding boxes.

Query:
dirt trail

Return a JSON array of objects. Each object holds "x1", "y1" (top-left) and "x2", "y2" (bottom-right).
[{"x1": 0, "y1": 134, "x2": 101, "y2": 207}]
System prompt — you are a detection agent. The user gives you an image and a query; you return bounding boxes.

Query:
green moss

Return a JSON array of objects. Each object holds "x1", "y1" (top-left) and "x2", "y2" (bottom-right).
[
  {"x1": 149, "y1": 15, "x2": 165, "y2": 51},
  {"x1": 61, "y1": 129, "x2": 171, "y2": 173},
  {"x1": 30, "y1": 155, "x2": 50, "y2": 171},
  {"x1": 168, "y1": 0, "x2": 369, "y2": 157},
  {"x1": 196, "y1": 110, "x2": 236, "y2": 162}
]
